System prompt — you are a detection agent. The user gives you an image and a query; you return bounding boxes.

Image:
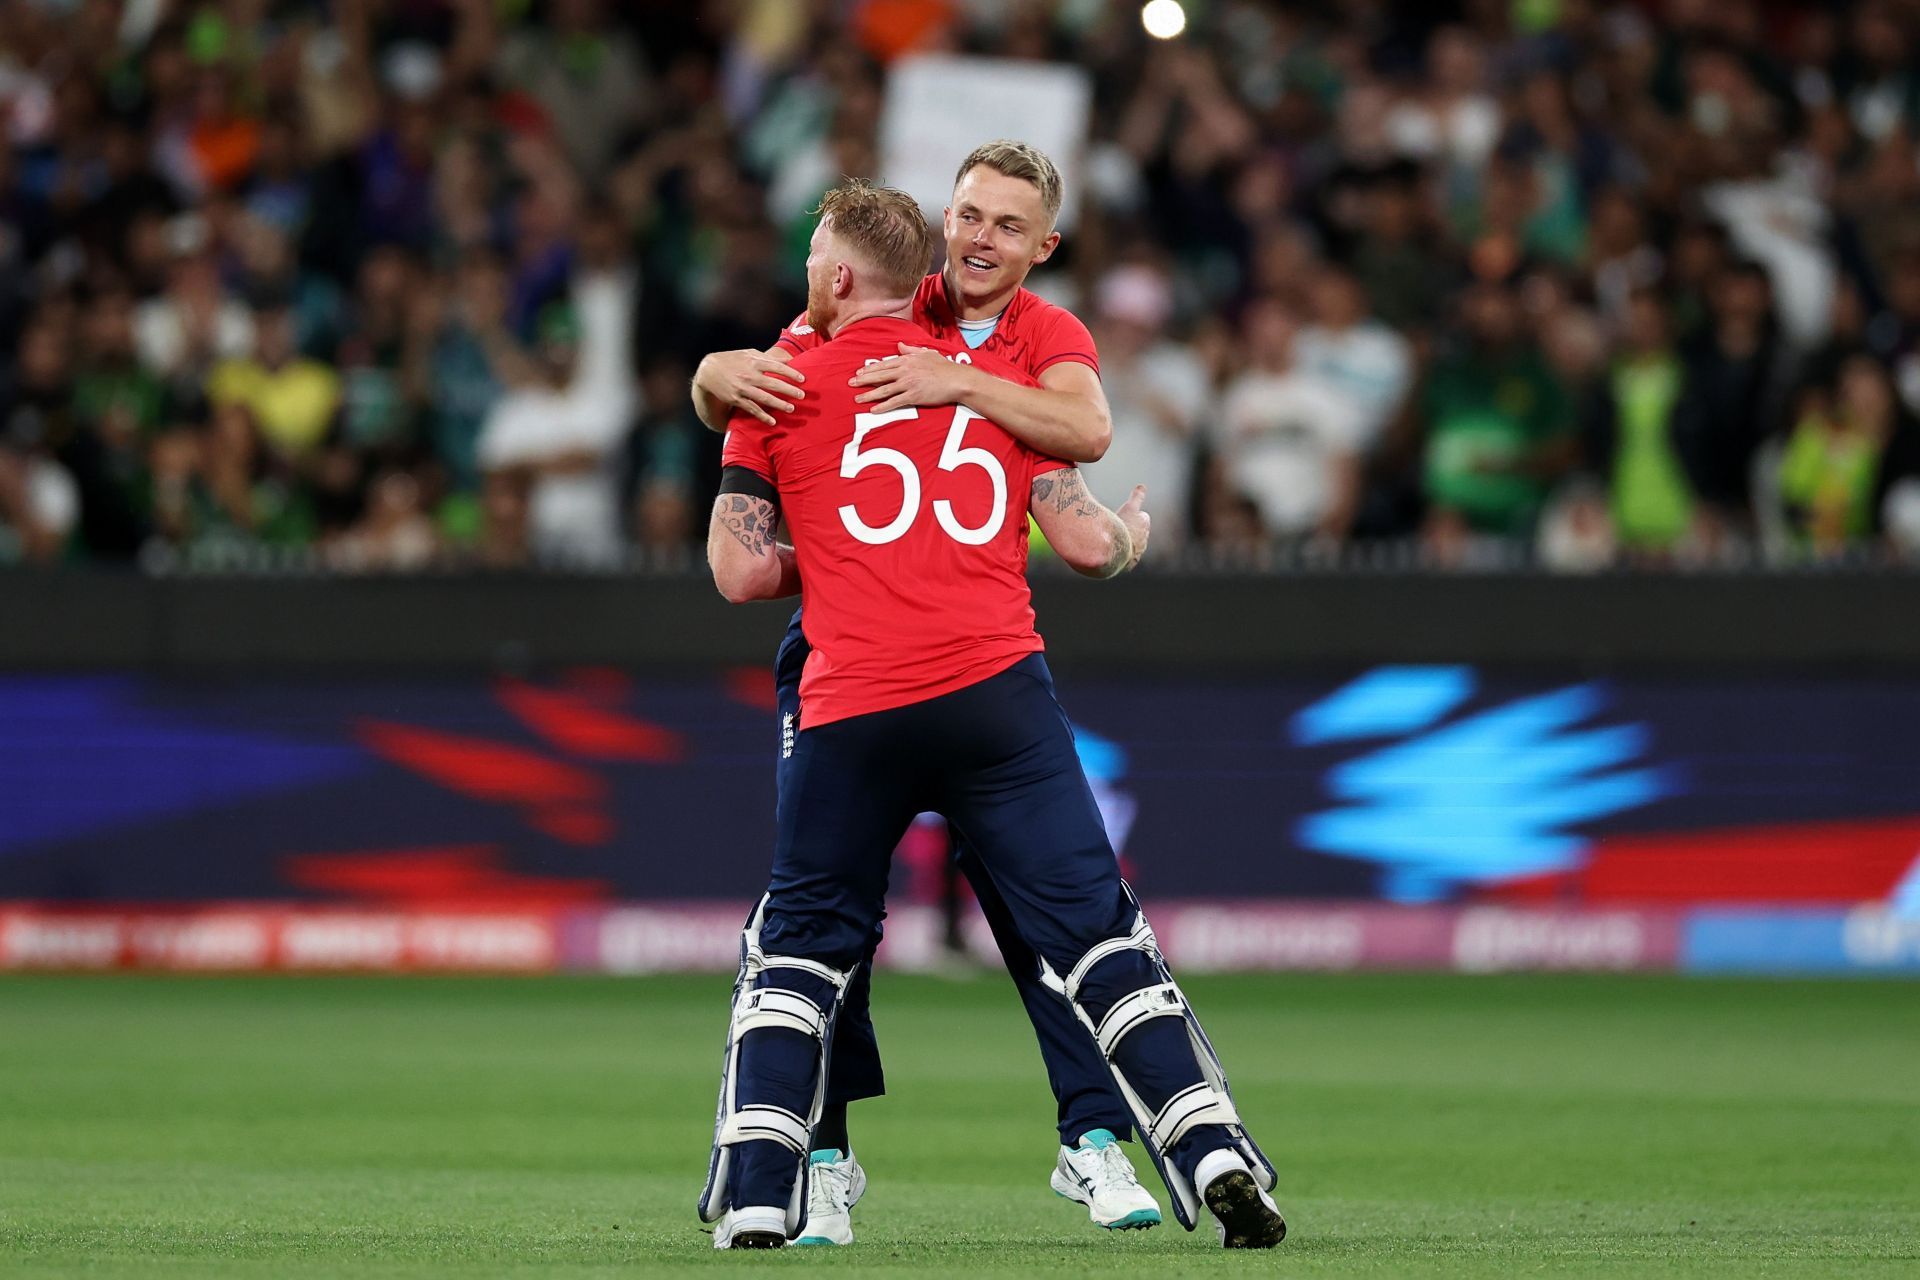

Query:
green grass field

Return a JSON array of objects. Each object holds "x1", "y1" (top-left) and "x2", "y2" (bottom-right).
[{"x1": 1, "y1": 972, "x2": 1915, "y2": 1277}]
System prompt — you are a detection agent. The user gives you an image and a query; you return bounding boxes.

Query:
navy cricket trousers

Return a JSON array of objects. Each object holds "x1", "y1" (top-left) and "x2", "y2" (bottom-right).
[
  {"x1": 774, "y1": 618, "x2": 1128, "y2": 1145},
  {"x1": 732, "y1": 653, "x2": 1232, "y2": 1211}
]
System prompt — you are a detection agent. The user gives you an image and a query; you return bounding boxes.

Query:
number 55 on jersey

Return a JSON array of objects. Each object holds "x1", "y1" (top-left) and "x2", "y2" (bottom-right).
[{"x1": 722, "y1": 315, "x2": 1072, "y2": 731}]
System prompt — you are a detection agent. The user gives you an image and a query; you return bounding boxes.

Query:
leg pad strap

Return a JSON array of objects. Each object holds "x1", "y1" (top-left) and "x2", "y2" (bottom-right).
[
  {"x1": 759, "y1": 953, "x2": 849, "y2": 987},
  {"x1": 1093, "y1": 982, "x2": 1184, "y2": 1056},
  {"x1": 1148, "y1": 1081, "x2": 1241, "y2": 1151},
  {"x1": 719, "y1": 1103, "x2": 811, "y2": 1154},
  {"x1": 735, "y1": 986, "x2": 829, "y2": 1038},
  {"x1": 1059, "y1": 913, "x2": 1158, "y2": 1000}
]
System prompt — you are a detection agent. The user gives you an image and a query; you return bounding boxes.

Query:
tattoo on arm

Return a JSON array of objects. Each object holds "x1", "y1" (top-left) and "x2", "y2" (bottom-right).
[
  {"x1": 714, "y1": 493, "x2": 779, "y2": 555},
  {"x1": 1032, "y1": 469, "x2": 1102, "y2": 518},
  {"x1": 1033, "y1": 470, "x2": 1135, "y2": 578}
]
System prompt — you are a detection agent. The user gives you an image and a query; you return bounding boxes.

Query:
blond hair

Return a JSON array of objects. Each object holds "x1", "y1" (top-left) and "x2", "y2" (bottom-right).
[
  {"x1": 954, "y1": 140, "x2": 1064, "y2": 225},
  {"x1": 815, "y1": 180, "x2": 936, "y2": 295}
]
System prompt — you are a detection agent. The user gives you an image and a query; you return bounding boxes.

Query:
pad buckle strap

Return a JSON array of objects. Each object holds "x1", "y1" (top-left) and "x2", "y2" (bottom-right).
[
  {"x1": 735, "y1": 987, "x2": 827, "y2": 1038},
  {"x1": 1148, "y1": 1082, "x2": 1240, "y2": 1151},
  {"x1": 719, "y1": 1104, "x2": 810, "y2": 1154},
  {"x1": 1061, "y1": 915, "x2": 1158, "y2": 1000},
  {"x1": 1093, "y1": 983, "x2": 1185, "y2": 1058},
  {"x1": 760, "y1": 953, "x2": 852, "y2": 991}
]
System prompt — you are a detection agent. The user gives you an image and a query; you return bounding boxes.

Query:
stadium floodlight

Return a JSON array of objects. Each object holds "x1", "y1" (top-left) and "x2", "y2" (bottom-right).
[{"x1": 1141, "y1": 0, "x2": 1187, "y2": 41}]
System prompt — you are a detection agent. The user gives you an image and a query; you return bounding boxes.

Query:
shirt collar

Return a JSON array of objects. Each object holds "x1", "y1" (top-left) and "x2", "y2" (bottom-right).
[{"x1": 935, "y1": 272, "x2": 1021, "y2": 330}]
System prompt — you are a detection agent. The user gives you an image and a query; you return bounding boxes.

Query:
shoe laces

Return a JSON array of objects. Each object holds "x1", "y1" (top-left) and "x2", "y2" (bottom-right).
[
  {"x1": 809, "y1": 1158, "x2": 853, "y2": 1214},
  {"x1": 1091, "y1": 1142, "x2": 1144, "y2": 1190}
]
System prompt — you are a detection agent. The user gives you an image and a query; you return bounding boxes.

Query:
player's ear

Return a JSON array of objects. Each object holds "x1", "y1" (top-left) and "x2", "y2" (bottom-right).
[
  {"x1": 1031, "y1": 230, "x2": 1061, "y2": 266},
  {"x1": 834, "y1": 261, "x2": 854, "y2": 299}
]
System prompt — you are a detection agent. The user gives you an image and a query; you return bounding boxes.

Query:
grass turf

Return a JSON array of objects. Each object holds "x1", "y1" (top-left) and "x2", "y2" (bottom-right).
[{"x1": 0, "y1": 972, "x2": 1915, "y2": 1277}]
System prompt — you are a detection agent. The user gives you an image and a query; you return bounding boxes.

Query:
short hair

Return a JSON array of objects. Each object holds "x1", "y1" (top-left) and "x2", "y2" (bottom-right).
[
  {"x1": 954, "y1": 140, "x2": 1064, "y2": 226},
  {"x1": 815, "y1": 180, "x2": 935, "y2": 296}
]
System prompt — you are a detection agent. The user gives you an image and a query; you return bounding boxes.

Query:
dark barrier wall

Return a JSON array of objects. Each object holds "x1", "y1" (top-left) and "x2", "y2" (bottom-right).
[
  {"x1": 2, "y1": 666, "x2": 1917, "y2": 908},
  {"x1": 3, "y1": 569, "x2": 1920, "y2": 670}
]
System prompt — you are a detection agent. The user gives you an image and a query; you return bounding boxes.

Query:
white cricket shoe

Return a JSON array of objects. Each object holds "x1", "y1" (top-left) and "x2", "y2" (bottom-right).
[
  {"x1": 794, "y1": 1149, "x2": 866, "y2": 1246},
  {"x1": 1194, "y1": 1148, "x2": 1287, "y2": 1249},
  {"x1": 1049, "y1": 1129, "x2": 1162, "y2": 1230},
  {"x1": 711, "y1": 1204, "x2": 787, "y2": 1250}
]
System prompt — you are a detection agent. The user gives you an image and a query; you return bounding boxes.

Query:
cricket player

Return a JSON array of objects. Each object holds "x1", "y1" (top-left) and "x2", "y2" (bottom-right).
[{"x1": 696, "y1": 181, "x2": 1286, "y2": 1252}]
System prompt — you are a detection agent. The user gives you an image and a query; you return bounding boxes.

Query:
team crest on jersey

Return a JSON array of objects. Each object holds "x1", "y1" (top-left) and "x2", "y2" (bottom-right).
[{"x1": 790, "y1": 322, "x2": 814, "y2": 336}]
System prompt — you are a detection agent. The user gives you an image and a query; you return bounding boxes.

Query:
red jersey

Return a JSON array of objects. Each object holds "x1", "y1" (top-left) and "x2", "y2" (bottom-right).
[
  {"x1": 724, "y1": 316, "x2": 1070, "y2": 729},
  {"x1": 775, "y1": 274, "x2": 1100, "y2": 381}
]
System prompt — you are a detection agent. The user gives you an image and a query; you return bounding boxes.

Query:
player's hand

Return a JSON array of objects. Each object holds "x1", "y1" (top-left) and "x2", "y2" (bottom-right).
[
  {"x1": 1117, "y1": 484, "x2": 1151, "y2": 571},
  {"x1": 695, "y1": 349, "x2": 806, "y2": 426},
  {"x1": 848, "y1": 343, "x2": 972, "y2": 412}
]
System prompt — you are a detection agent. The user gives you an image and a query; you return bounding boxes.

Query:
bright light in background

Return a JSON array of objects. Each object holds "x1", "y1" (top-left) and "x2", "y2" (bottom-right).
[{"x1": 1141, "y1": 0, "x2": 1187, "y2": 41}]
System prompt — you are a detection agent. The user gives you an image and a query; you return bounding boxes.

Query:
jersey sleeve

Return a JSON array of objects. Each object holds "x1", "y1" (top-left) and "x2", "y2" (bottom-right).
[
  {"x1": 1029, "y1": 305, "x2": 1101, "y2": 378},
  {"x1": 720, "y1": 411, "x2": 776, "y2": 483},
  {"x1": 973, "y1": 350, "x2": 1074, "y2": 477},
  {"x1": 772, "y1": 311, "x2": 825, "y2": 358}
]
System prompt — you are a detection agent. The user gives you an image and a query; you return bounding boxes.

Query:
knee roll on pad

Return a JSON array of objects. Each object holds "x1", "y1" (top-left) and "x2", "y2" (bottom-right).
[
  {"x1": 1039, "y1": 891, "x2": 1277, "y2": 1230},
  {"x1": 698, "y1": 895, "x2": 852, "y2": 1238}
]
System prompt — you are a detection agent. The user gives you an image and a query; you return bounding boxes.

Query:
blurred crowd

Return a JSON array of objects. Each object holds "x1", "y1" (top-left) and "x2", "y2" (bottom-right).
[{"x1": 5, "y1": 0, "x2": 1920, "y2": 571}]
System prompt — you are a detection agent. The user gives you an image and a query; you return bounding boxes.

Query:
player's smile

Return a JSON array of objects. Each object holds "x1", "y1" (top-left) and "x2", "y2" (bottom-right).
[{"x1": 942, "y1": 165, "x2": 1060, "y2": 317}]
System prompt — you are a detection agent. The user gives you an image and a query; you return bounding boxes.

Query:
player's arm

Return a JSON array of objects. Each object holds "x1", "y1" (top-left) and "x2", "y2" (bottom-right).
[
  {"x1": 691, "y1": 345, "x2": 806, "y2": 430},
  {"x1": 1029, "y1": 469, "x2": 1150, "y2": 579},
  {"x1": 852, "y1": 351, "x2": 1113, "y2": 463},
  {"x1": 707, "y1": 467, "x2": 800, "y2": 603}
]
